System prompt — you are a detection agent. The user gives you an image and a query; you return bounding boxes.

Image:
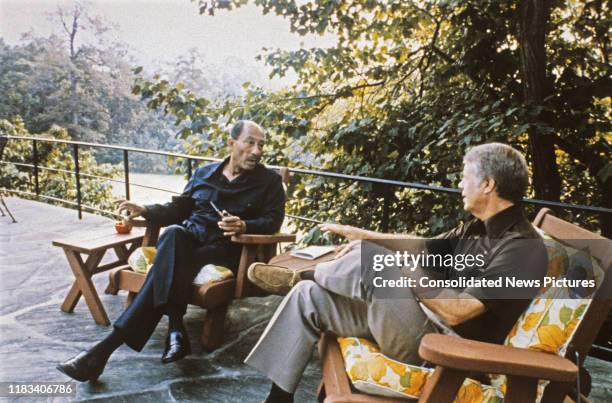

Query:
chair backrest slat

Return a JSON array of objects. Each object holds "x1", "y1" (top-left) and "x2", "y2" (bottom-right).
[{"x1": 534, "y1": 209, "x2": 611, "y2": 371}]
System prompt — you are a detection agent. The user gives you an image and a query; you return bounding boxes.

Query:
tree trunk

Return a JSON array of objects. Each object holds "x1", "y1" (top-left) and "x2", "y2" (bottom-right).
[
  {"x1": 518, "y1": 0, "x2": 561, "y2": 201},
  {"x1": 552, "y1": 137, "x2": 611, "y2": 236}
]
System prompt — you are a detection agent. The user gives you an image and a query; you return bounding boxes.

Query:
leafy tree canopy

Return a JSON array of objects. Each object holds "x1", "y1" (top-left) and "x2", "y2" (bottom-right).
[{"x1": 137, "y1": 0, "x2": 610, "y2": 237}]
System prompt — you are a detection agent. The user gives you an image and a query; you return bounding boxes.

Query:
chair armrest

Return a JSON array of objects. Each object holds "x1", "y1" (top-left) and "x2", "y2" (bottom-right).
[
  {"x1": 131, "y1": 217, "x2": 159, "y2": 228},
  {"x1": 130, "y1": 218, "x2": 147, "y2": 227},
  {"x1": 128, "y1": 218, "x2": 161, "y2": 246},
  {"x1": 418, "y1": 334, "x2": 577, "y2": 382},
  {"x1": 231, "y1": 233, "x2": 296, "y2": 244}
]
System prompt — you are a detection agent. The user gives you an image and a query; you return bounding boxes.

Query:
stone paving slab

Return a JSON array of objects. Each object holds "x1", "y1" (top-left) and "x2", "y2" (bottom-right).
[
  {"x1": 0, "y1": 198, "x2": 321, "y2": 402},
  {"x1": 0, "y1": 197, "x2": 610, "y2": 402}
]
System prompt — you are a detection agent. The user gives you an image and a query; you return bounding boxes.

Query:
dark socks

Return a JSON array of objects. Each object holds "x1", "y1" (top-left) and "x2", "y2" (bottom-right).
[
  {"x1": 264, "y1": 383, "x2": 293, "y2": 403},
  {"x1": 167, "y1": 306, "x2": 185, "y2": 332},
  {"x1": 89, "y1": 328, "x2": 124, "y2": 359},
  {"x1": 299, "y1": 269, "x2": 315, "y2": 282}
]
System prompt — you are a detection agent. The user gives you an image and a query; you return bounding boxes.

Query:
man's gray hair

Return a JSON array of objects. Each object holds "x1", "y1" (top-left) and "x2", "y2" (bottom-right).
[
  {"x1": 230, "y1": 120, "x2": 264, "y2": 139},
  {"x1": 464, "y1": 142, "x2": 529, "y2": 202}
]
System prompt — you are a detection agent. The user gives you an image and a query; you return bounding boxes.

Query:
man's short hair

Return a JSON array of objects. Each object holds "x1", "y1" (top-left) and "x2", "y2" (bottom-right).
[
  {"x1": 230, "y1": 120, "x2": 264, "y2": 139},
  {"x1": 464, "y1": 143, "x2": 529, "y2": 202}
]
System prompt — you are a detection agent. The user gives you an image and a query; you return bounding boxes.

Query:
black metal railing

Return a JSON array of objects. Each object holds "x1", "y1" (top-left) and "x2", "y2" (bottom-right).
[{"x1": 1, "y1": 135, "x2": 611, "y2": 228}]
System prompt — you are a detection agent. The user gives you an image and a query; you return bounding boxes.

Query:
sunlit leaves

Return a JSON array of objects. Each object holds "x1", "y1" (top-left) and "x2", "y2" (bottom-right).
[{"x1": 140, "y1": 0, "x2": 609, "y2": 236}]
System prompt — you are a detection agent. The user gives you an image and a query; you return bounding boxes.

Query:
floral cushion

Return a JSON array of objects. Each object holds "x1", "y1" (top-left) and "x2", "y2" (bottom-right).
[
  {"x1": 491, "y1": 231, "x2": 604, "y2": 402},
  {"x1": 127, "y1": 247, "x2": 234, "y2": 285},
  {"x1": 454, "y1": 378, "x2": 504, "y2": 403},
  {"x1": 192, "y1": 264, "x2": 234, "y2": 285},
  {"x1": 338, "y1": 337, "x2": 432, "y2": 399},
  {"x1": 127, "y1": 246, "x2": 156, "y2": 274}
]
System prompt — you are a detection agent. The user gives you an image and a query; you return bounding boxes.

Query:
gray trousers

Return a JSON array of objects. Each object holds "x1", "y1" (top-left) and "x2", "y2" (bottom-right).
[{"x1": 244, "y1": 242, "x2": 435, "y2": 393}]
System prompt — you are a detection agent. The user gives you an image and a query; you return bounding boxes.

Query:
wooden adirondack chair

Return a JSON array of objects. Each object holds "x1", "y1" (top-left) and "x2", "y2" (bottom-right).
[
  {"x1": 106, "y1": 167, "x2": 295, "y2": 351},
  {"x1": 316, "y1": 208, "x2": 611, "y2": 403}
]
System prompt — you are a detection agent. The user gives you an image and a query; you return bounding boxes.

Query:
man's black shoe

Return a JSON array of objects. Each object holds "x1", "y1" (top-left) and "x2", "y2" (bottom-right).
[
  {"x1": 56, "y1": 351, "x2": 108, "y2": 382},
  {"x1": 161, "y1": 330, "x2": 191, "y2": 363}
]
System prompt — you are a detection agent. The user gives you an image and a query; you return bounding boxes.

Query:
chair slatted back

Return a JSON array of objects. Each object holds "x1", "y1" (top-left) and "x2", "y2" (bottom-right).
[{"x1": 533, "y1": 209, "x2": 611, "y2": 372}]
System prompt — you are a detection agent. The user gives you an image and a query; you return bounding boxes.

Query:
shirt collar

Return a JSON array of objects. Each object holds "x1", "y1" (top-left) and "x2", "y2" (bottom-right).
[
  {"x1": 208, "y1": 157, "x2": 260, "y2": 183},
  {"x1": 200, "y1": 158, "x2": 227, "y2": 180},
  {"x1": 483, "y1": 204, "x2": 524, "y2": 239}
]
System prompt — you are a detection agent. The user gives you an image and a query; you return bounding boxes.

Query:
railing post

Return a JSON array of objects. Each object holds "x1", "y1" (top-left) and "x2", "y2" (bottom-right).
[
  {"x1": 123, "y1": 149, "x2": 130, "y2": 200},
  {"x1": 382, "y1": 186, "x2": 391, "y2": 232},
  {"x1": 32, "y1": 140, "x2": 40, "y2": 197},
  {"x1": 73, "y1": 144, "x2": 82, "y2": 219},
  {"x1": 187, "y1": 158, "x2": 192, "y2": 179}
]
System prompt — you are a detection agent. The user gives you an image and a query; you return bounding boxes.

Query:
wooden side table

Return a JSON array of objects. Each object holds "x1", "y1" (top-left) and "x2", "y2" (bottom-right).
[
  {"x1": 268, "y1": 249, "x2": 337, "y2": 271},
  {"x1": 52, "y1": 229, "x2": 144, "y2": 325}
]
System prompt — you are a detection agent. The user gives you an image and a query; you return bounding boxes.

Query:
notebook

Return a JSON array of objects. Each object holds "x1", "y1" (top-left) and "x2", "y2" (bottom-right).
[{"x1": 290, "y1": 245, "x2": 336, "y2": 260}]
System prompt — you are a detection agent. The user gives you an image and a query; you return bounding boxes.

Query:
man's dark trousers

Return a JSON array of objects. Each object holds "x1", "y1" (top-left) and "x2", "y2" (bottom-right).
[{"x1": 114, "y1": 224, "x2": 241, "y2": 351}]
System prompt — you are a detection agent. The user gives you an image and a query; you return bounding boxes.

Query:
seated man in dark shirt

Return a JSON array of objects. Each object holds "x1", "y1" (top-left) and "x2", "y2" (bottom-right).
[
  {"x1": 245, "y1": 143, "x2": 547, "y2": 403},
  {"x1": 57, "y1": 120, "x2": 285, "y2": 382}
]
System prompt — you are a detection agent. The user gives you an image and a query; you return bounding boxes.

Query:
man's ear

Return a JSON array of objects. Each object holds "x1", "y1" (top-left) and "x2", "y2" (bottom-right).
[
  {"x1": 482, "y1": 178, "x2": 496, "y2": 194},
  {"x1": 228, "y1": 137, "x2": 235, "y2": 148}
]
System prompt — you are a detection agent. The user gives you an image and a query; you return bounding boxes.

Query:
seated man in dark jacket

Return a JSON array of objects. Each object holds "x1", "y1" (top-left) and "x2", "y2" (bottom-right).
[{"x1": 57, "y1": 120, "x2": 285, "y2": 382}]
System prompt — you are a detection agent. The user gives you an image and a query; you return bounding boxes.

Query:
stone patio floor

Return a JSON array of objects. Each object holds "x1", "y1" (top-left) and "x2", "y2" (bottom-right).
[{"x1": 0, "y1": 197, "x2": 610, "y2": 402}]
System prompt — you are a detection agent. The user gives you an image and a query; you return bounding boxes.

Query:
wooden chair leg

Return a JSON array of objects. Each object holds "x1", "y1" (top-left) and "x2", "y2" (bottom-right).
[
  {"x1": 418, "y1": 366, "x2": 466, "y2": 403},
  {"x1": 200, "y1": 304, "x2": 229, "y2": 352},
  {"x1": 105, "y1": 267, "x2": 125, "y2": 295},
  {"x1": 504, "y1": 375, "x2": 538, "y2": 403},
  {"x1": 317, "y1": 380, "x2": 326, "y2": 402},
  {"x1": 125, "y1": 291, "x2": 136, "y2": 308}
]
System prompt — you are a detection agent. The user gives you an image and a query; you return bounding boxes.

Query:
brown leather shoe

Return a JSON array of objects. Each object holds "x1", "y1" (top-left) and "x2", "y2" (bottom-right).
[{"x1": 247, "y1": 263, "x2": 312, "y2": 295}]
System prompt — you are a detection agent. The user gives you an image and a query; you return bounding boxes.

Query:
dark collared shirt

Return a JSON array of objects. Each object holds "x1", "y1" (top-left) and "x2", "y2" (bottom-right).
[
  {"x1": 432, "y1": 204, "x2": 548, "y2": 344},
  {"x1": 143, "y1": 158, "x2": 285, "y2": 244}
]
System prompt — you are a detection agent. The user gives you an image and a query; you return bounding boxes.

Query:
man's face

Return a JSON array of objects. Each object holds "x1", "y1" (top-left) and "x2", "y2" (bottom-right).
[
  {"x1": 228, "y1": 124, "x2": 265, "y2": 171},
  {"x1": 458, "y1": 162, "x2": 487, "y2": 213}
]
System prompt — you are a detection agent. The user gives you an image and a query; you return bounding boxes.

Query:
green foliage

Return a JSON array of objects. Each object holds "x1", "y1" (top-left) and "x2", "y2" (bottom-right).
[
  {"x1": 0, "y1": 117, "x2": 120, "y2": 214},
  {"x1": 0, "y1": 31, "x2": 179, "y2": 173},
  {"x1": 142, "y1": 0, "x2": 609, "y2": 237}
]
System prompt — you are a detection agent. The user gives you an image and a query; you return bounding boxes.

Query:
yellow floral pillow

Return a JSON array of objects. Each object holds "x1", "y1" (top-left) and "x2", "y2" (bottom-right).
[
  {"x1": 338, "y1": 337, "x2": 432, "y2": 399},
  {"x1": 505, "y1": 288, "x2": 589, "y2": 354},
  {"x1": 338, "y1": 337, "x2": 505, "y2": 402},
  {"x1": 193, "y1": 264, "x2": 234, "y2": 285},
  {"x1": 492, "y1": 231, "x2": 604, "y2": 402},
  {"x1": 127, "y1": 246, "x2": 157, "y2": 274},
  {"x1": 127, "y1": 247, "x2": 234, "y2": 285},
  {"x1": 454, "y1": 378, "x2": 504, "y2": 403}
]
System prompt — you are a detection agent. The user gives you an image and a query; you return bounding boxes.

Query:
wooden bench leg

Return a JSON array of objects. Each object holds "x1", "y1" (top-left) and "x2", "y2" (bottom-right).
[
  {"x1": 61, "y1": 251, "x2": 105, "y2": 313},
  {"x1": 60, "y1": 282, "x2": 82, "y2": 313},
  {"x1": 60, "y1": 249, "x2": 110, "y2": 325},
  {"x1": 200, "y1": 305, "x2": 228, "y2": 352}
]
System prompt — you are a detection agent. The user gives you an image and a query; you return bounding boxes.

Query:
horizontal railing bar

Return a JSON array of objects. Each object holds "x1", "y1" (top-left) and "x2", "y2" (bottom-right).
[
  {"x1": 0, "y1": 161, "x2": 181, "y2": 194},
  {"x1": 6, "y1": 187, "x2": 322, "y2": 226},
  {"x1": 272, "y1": 164, "x2": 462, "y2": 194},
  {"x1": 3, "y1": 135, "x2": 221, "y2": 163},
  {"x1": 4, "y1": 189, "x2": 122, "y2": 218},
  {"x1": 286, "y1": 214, "x2": 324, "y2": 224},
  {"x1": 127, "y1": 183, "x2": 181, "y2": 194},
  {"x1": 2, "y1": 135, "x2": 610, "y2": 215}
]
